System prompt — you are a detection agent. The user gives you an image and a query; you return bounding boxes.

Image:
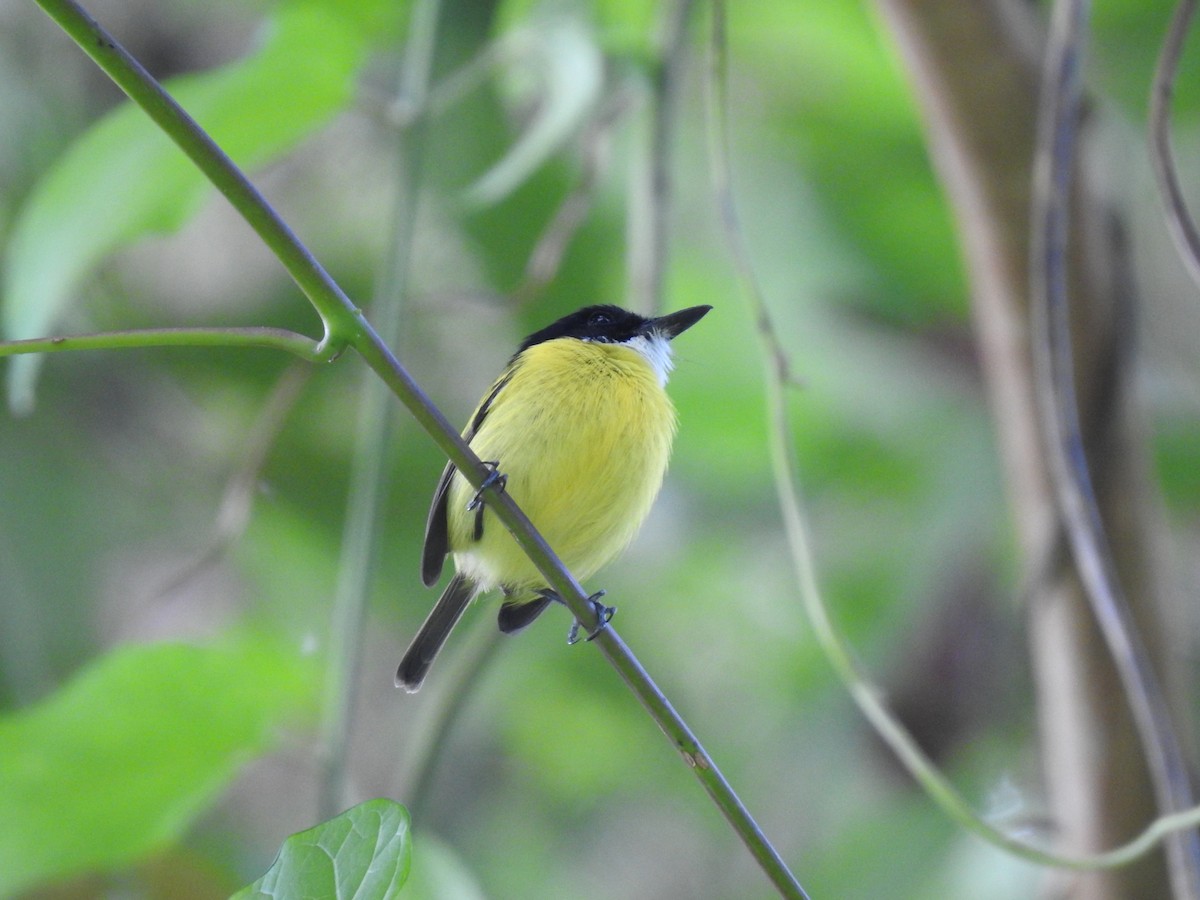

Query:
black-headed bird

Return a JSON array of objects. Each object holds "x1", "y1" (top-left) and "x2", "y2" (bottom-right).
[{"x1": 397, "y1": 304, "x2": 710, "y2": 691}]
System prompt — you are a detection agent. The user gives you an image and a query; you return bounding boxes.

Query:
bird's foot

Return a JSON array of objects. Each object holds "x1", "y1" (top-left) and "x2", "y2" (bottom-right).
[
  {"x1": 567, "y1": 591, "x2": 615, "y2": 645},
  {"x1": 466, "y1": 461, "x2": 507, "y2": 511}
]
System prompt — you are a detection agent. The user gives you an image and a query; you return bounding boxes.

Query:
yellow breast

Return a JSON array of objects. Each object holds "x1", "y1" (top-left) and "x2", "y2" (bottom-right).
[{"x1": 447, "y1": 337, "x2": 676, "y2": 595}]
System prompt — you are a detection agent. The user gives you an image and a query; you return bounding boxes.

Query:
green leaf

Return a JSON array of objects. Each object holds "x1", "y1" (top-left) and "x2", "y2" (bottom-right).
[
  {"x1": 233, "y1": 798, "x2": 411, "y2": 899},
  {"x1": 3, "y1": 3, "x2": 367, "y2": 413},
  {"x1": 0, "y1": 639, "x2": 318, "y2": 896}
]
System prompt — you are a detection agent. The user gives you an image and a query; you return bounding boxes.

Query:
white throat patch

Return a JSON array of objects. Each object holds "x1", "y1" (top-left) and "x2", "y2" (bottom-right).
[{"x1": 626, "y1": 333, "x2": 675, "y2": 386}]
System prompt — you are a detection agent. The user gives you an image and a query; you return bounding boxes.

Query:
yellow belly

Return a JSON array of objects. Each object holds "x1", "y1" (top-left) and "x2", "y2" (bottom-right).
[{"x1": 447, "y1": 337, "x2": 676, "y2": 597}]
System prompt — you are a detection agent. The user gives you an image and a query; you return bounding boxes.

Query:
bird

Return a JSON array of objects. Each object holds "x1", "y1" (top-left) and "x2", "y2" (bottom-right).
[{"x1": 395, "y1": 303, "x2": 711, "y2": 692}]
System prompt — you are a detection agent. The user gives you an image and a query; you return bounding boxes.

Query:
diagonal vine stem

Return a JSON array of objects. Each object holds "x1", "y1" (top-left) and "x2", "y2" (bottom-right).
[{"x1": 32, "y1": 1, "x2": 808, "y2": 895}]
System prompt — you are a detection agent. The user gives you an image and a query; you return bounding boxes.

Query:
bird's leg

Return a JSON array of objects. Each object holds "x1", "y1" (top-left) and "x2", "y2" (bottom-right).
[
  {"x1": 466, "y1": 461, "x2": 506, "y2": 511},
  {"x1": 566, "y1": 590, "x2": 616, "y2": 645}
]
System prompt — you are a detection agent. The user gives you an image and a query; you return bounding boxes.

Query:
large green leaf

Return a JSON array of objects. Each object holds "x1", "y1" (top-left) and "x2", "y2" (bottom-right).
[
  {"x1": 0, "y1": 639, "x2": 318, "y2": 895},
  {"x1": 2, "y1": 3, "x2": 367, "y2": 413},
  {"x1": 233, "y1": 798, "x2": 411, "y2": 899}
]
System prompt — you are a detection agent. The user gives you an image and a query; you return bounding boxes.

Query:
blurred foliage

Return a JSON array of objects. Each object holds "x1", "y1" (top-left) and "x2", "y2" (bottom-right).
[
  {"x1": 2, "y1": 0, "x2": 395, "y2": 412},
  {"x1": 0, "y1": 640, "x2": 318, "y2": 895},
  {"x1": 1, "y1": 0, "x2": 1199, "y2": 898}
]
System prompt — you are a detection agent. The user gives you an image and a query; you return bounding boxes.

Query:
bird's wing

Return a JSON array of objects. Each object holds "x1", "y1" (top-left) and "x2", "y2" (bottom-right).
[
  {"x1": 420, "y1": 459, "x2": 456, "y2": 587},
  {"x1": 420, "y1": 366, "x2": 516, "y2": 586}
]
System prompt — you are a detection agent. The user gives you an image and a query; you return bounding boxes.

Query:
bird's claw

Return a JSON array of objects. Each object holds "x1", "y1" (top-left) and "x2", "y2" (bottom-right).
[
  {"x1": 466, "y1": 462, "x2": 506, "y2": 511},
  {"x1": 567, "y1": 591, "x2": 615, "y2": 645}
]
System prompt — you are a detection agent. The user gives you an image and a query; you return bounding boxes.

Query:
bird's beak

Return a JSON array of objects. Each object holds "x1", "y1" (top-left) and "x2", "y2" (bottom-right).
[{"x1": 644, "y1": 305, "x2": 712, "y2": 340}]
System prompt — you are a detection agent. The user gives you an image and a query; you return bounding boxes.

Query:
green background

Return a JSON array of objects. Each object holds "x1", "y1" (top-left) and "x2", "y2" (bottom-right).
[{"x1": 3, "y1": 0, "x2": 1200, "y2": 897}]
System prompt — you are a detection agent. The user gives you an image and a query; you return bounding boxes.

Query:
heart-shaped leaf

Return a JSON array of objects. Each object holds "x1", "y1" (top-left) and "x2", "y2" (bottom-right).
[{"x1": 234, "y1": 798, "x2": 411, "y2": 900}]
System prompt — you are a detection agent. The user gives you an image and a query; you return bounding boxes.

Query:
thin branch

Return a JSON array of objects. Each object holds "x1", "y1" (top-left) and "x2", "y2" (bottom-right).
[
  {"x1": 1150, "y1": 0, "x2": 1200, "y2": 289},
  {"x1": 0, "y1": 326, "x2": 324, "y2": 360},
  {"x1": 37, "y1": 3, "x2": 808, "y2": 895},
  {"x1": 707, "y1": 0, "x2": 1200, "y2": 876},
  {"x1": 318, "y1": 0, "x2": 441, "y2": 820},
  {"x1": 1033, "y1": 0, "x2": 1200, "y2": 892},
  {"x1": 599, "y1": 628, "x2": 811, "y2": 899}
]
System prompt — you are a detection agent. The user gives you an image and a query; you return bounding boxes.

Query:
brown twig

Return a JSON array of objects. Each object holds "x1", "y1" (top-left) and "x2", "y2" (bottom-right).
[
  {"x1": 1150, "y1": 0, "x2": 1200, "y2": 290},
  {"x1": 1031, "y1": 0, "x2": 1200, "y2": 895}
]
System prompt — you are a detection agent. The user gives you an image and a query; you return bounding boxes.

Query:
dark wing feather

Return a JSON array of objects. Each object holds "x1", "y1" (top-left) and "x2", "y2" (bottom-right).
[
  {"x1": 421, "y1": 460, "x2": 455, "y2": 586},
  {"x1": 420, "y1": 367, "x2": 517, "y2": 587}
]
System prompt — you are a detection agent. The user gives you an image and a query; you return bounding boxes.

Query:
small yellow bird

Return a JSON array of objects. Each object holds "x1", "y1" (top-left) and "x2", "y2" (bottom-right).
[{"x1": 396, "y1": 303, "x2": 711, "y2": 691}]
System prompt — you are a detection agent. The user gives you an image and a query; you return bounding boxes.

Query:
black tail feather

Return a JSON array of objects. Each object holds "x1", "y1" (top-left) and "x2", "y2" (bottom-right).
[{"x1": 396, "y1": 574, "x2": 476, "y2": 692}]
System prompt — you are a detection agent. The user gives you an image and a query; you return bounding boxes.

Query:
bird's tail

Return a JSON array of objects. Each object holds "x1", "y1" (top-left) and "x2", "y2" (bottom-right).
[{"x1": 396, "y1": 573, "x2": 476, "y2": 692}]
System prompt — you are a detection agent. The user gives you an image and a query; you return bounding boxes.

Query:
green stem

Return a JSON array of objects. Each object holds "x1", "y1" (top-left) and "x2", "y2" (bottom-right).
[
  {"x1": 594, "y1": 627, "x2": 809, "y2": 899},
  {"x1": 38, "y1": 3, "x2": 808, "y2": 894},
  {"x1": 318, "y1": 0, "x2": 441, "y2": 820},
  {"x1": 0, "y1": 326, "x2": 323, "y2": 360}
]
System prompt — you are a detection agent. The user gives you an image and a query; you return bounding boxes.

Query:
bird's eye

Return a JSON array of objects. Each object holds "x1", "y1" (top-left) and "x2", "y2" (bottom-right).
[{"x1": 588, "y1": 312, "x2": 611, "y2": 327}]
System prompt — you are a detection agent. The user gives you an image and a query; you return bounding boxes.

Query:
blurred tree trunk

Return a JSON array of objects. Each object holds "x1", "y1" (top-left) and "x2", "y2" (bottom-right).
[{"x1": 871, "y1": 1, "x2": 1187, "y2": 897}]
